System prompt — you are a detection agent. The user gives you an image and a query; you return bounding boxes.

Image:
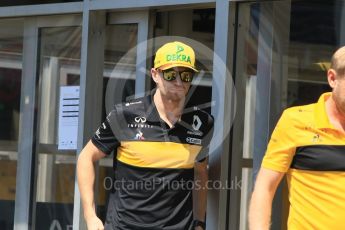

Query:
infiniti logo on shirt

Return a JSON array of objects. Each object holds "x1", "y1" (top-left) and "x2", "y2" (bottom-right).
[
  {"x1": 128, "y1": 116, "x2": 153, "y2": 129},
  {"x1": 135, "y1": 116, "x2": 147, "y2": 123}
]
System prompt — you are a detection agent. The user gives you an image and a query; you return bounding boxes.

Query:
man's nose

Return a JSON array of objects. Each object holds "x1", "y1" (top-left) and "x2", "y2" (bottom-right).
[{"x1": 175, "y1": 73, "x2": 183, "y2": 86}]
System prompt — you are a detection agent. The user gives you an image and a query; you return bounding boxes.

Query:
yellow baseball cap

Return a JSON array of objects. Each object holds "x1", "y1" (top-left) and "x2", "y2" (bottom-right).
[{"x1": 154, "y1": 41, "x2": 198, "y2": 72}]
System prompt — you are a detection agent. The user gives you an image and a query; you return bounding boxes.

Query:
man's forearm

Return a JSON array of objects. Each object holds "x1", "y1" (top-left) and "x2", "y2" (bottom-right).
[
  {"x1": 248, "y1": 189, "x2": 273, "y2": 230},
  {"x1": 248, "y1": 168, "x2": 284, "y2": 230},
  {"x1": 77, "y1": 146, "x2": 97, "y2": 219},
  {"x1": 193, "y1": 160, "x2": 208, "y2": 222}
]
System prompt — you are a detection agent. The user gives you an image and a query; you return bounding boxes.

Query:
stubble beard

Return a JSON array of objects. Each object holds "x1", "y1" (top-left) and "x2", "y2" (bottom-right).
[{"x1": 333, "y1": 89, "x2": 345, "y2": 118}]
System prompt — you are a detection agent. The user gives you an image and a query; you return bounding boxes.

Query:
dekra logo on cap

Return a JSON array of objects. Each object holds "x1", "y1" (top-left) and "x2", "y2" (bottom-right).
[
  {"x1": 166, "y1": 45, "x2": 191, "y2": 64},
  {"x1": 176, "y1": 45, "x2": 184, "y2": 53}
]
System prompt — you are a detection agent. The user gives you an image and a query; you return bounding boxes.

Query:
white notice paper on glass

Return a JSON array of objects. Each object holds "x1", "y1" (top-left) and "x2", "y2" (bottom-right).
[{"x1": 58, "y1": 86, "x2": 80, "y2": 150}]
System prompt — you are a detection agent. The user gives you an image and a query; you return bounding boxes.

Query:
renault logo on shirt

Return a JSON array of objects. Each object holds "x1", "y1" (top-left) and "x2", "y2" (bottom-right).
[
  {"x1": 135, "y1": 116, "x2": 147, "y2": 123},
  {"x1": 192, "y1": 115, "x2": 202, "y2": 130}
]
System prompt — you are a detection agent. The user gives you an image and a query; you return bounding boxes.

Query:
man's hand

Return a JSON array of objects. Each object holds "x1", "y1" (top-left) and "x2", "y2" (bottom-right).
[{"x1": 86, "y1": 214, "x2": 104, "y2": 230}]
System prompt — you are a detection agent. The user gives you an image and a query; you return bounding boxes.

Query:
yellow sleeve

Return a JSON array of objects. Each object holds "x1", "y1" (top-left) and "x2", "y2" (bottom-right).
[{"x1": 262, "y1": 110, "x2": 297, "y2": 172}]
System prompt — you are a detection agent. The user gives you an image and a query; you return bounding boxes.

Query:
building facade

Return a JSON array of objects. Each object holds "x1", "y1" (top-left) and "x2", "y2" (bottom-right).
[{"x1": 0, "y1": 0, "x2": 344, "y2": 229}]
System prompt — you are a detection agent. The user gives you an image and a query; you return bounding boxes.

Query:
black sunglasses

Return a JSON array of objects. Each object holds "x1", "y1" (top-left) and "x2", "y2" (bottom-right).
[{"x1": 159, "y1": 69, "x2": 194, "y2": 83}]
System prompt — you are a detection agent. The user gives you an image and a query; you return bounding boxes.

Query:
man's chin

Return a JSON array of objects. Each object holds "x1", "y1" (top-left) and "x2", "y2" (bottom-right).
[{"x1": 168, "y1": 92, "x2": 186, "y2": 101}]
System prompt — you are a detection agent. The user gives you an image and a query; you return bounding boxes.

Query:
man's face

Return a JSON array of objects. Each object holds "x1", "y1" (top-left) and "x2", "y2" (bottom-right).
[
  {"x1": 330, "y1": 71, "x2": 345, "y2": 116},
  {"x1": 152, "y1": 67, "x2": 193, "y2": 101}
]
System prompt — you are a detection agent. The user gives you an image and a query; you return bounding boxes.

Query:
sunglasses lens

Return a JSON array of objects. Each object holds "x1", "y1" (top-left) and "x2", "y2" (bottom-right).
[
  {"x1": 163, "y1": 70, "x2": 176, "y2": 81},
  {"x1": 161, "y1": 69, "x2": 194, "y2": 82},
  {"x1": 180, "y1": 71, "x2": 194, "y2": 82}
]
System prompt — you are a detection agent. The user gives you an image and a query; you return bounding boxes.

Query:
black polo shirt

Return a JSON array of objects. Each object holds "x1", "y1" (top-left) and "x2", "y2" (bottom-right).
[{"x1": 92, "y1": 90, "x2": 214, "y2": 230}]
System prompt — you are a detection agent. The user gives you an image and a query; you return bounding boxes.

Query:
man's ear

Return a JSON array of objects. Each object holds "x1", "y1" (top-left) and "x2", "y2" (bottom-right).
[
  {"x1": 327, "y1": 69, "x2": 337, "y2": 89},
  {"x1": 151, "y1": 68, "x2": 159, "y2": 83}
]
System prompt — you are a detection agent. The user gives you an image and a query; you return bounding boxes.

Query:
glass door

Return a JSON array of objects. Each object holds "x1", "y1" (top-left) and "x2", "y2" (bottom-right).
[
  {"x1": 32, "y1": 15, "x2": 82, "y2": 229},
  {"x1": 0, "y1": 18, "x2": 23, "y2": 230},
  {"x1": 231, "y1": 1, "x2": 291, "y2": 230}
]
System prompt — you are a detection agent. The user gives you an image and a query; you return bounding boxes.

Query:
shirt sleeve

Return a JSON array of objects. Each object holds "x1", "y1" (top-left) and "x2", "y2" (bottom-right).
[
  {"x1": 91, "y1": 110, "x2": 120, "y2": 155},
  {"x1": 195, "y1": 114, "x2": 214, "y2": 162},
  {"x1": 261, "y1": 110, "x2": 297, "y2": 172}
]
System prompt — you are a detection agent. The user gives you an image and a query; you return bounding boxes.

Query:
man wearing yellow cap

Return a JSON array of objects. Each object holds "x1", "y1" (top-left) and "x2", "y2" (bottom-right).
[{"x1": 77, "y1": 41, "x2": 214, "y2": 230}]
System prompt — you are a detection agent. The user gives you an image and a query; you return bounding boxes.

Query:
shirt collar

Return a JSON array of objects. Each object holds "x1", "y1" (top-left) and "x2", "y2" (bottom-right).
[
  {"x1": 143, "y1": 89, "x2": 160, "y2": 121},
  {"x1": 315, "y1": 92, "x2": 333, "y2": 129}
]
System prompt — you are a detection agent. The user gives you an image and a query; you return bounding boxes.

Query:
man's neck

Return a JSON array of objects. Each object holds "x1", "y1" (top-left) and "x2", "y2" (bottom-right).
[
  {"x1": 153, "y1": 90, "x2": 185, "y2": 127},
  {"x1": 325, "y1": 96, "x2": 345, "y2": 132}
]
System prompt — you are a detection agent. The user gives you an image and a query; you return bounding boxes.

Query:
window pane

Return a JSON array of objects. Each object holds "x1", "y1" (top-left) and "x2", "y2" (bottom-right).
[
  {"x1": 103, "y1": 24, "x2": 137, "y2": 107},
  {"x1": 0, "y1": 18, "x2": 23, "y2": 230},
  {"x1": 34, "y1": 26, "x2": 81, "y2": 229},
  {"x1": 286, "y1": 0, "x2": 342, "y2": 107}
]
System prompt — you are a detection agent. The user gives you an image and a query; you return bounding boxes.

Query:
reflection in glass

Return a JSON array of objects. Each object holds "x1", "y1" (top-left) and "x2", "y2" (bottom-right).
[
  {"x1": 286, "y1": 0, "x2": 341, "y2": 106},
  {"x1": 103, "y1": 24, "x2": 137, "y2": 105},
  {"x1": 0, "y1": 19, "x2": 23, "y2": 230},
  {"x1": 34, "y1": 27, "x2": 81, "y2": 229}
]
